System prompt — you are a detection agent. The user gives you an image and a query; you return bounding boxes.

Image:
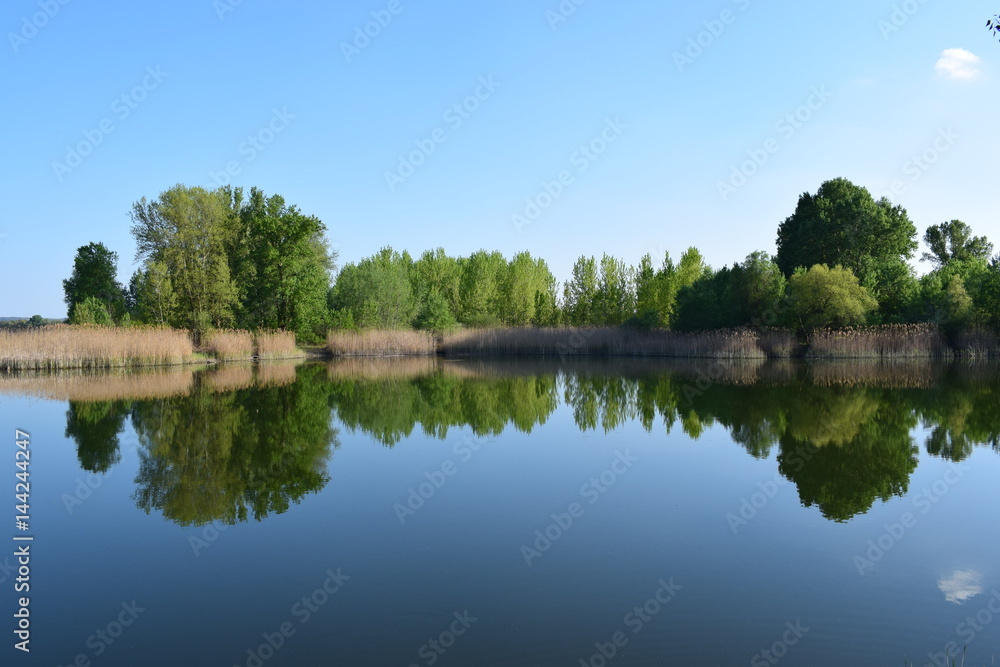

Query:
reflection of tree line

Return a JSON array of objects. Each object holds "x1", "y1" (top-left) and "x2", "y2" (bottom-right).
[
  {"x1": 62, "y1": 361, "x2": 1000, "y2": 525},
  {"x1": 65, "y1": 364, "x2": 338, "y2": 526}
]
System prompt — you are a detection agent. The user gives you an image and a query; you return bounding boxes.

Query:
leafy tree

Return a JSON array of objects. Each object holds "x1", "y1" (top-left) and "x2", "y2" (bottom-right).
[
  {"x1": 27, "y1": 315, "x2": 44, "y2": 327},
  {"x1": 130, "y1": 185, "x2": 239, "y2": 337},
  {"x1": 414, "y1": 291, "x2": 458, "y2": 335},
  {"x1": 412, "y1": 248, "x2": 461, "y2": 318},
  {"x1": 330, "y1": 247, "x2": 416, "y2": 329},
  {"x1": 922, "y1": 220, "x2": 993, "y2": 268},
  {"x1": 71, "y1": 296, "x2": 115, "y2": 326},
  {"x1": 225, "y1": 187, "x2": 334, "y2": 340},
  {"x1": 63, "y1": 242, "x2": 125, "y2": 322},
  {"x1": 786, "y1": 264, "x2": 878, "y2": 330},
  {"x1": 563, "y1": 256, "x2": 599, "y2": 326},
  {"x1": 593, "y1": 254, "x2": 635, "y2": 325},
  {"x1": 458, "y1": 250, "x2": 506, "y2": 327},
  {"x1": 989, "y1": 14, "x2": 1000, "y2": 39},
  {"x1": 129, "y1": 262, "x2": 177, "y2": 325},
  {"x1": 734, "y1": 251, "x2": 786, "y2": 326},
  {"x1": 499, "y1": 252, "x2": 557, "y2": 326},
  {"x1": 775, "y1": 178, "x2": 918, "y2": 291}
]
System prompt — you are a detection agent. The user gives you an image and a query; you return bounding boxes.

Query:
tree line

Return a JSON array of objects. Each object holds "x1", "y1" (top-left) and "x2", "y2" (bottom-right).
[{"x1": 63, "y1": 178, "x2": 1000, "y2": 340}]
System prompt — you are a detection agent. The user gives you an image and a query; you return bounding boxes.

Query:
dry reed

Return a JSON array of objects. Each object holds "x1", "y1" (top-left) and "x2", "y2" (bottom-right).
[
  {"x1": 0, "y1": 325, "x2": 193, "y2": 371},
  {"x1": 440, "y1": 327, "x2": 775, "y2": 359},
  {"x1": 806, "y1": 324, "x2": 948, "y2": 359},
  {"x1": 0, "y1": 368, "x2": 196, "y2": 402},
  {"x1": 255, "y1": 330, "x2": 301, "y2": 360},
  {"x1": 202, "y1": 329, "x2": 254, "y2": 360},
  {"x1": 327, "y1": 330, "x2": 436, "y2": 357}
]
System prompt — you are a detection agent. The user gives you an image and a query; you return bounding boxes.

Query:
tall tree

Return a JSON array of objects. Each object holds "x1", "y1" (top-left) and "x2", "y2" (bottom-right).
[
  {"x1": 130, "y1": 185, "x2": 238, "y2": 337},
  {"x1": 458, "y1": 250, "x2": 506, "y2": 327},
  {"x1": 330, "y1": 247, "x2": 416, "y2": 329},
  {"x1": 563, "y1": 256, "x2": 599, "y2": 326},
  {"x1": 775, "y1": 178, "x2": 918, "y2": 286},
  {"x1": 225, "y1": 187, "x2": 334, "y2": 340},
  {"x1": 922, "y1": 220, "x2": 993, "y2": 268},
  {"x1": 785, "y1": 264, "x2": 878, "y2": 330},
  {"x1": 63, "y1": 242, "x2": 125, "y2": 322}
]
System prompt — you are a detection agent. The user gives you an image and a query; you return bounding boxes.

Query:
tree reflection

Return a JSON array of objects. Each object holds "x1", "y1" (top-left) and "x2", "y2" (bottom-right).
[{"x1": 57, "y1": 358, "x2": 1000, "y2": 525}]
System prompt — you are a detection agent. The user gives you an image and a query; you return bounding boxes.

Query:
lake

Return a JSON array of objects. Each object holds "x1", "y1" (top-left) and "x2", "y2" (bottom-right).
[{"x1": 2, "y1": 358, "x2": 998, "y2": 666}]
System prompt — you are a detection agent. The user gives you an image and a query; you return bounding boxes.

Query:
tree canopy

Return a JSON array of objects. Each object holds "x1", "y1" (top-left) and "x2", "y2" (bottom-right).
[
  {"x1": 922, "y1": 220, "x2": 993, "y2": 267},
  {"x1": 63, "y1": 242, "x2": 125, "y2": 322}
]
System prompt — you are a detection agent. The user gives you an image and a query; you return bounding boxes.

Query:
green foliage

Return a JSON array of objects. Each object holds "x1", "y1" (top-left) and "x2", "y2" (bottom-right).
[
  {"x1": 458, "y1": 250, "x2": 506, "y2": 326},
  {"x1": 223, "y1": 187, "x2": 334, "y2": 341},
  {"x1": 329, "y1": 247, "x2": 417, "y2": 329},
  {"x1": 499, "y1": 252, "x2": 558, "y2": 327},
  {"x1": 775, "y1": 179, "x2": 918, "y2": 308},
  {"x1": 129, "y1": 262, "x2": 177, "y2": 326},
  {"x1": 923, "y1": 220, "x2": 993, "y2": 268},
  {"x1": 70, "y1": 296, "x2": 115, "y2": 326},
  {"x1": 563, "y1": 256, "x2": 599, "y2": 326},
  {"x1": 414, "y1": 291, "x2": 459, "y2": 334},
  {"x1": 130, "y1": 185, "x2": 239, "y2": 336},
  {"x1": 786, "y1": 264, "x2": 878, "y2": 330},
  {"x1": 63, "y1": 242, "x2": 126, "y2": 322}
]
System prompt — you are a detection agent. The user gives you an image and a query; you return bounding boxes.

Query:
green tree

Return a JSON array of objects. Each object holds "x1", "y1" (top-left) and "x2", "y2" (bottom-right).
[
  {"x1": 71, "y1": 296, "x2": 115, "y2": 326},
  {"x1": 414, "y1": 291, "x2": 458, "y2": 335},
  {"x1": 593, "y1": 254, "x2": 635, "y2": 325},
  {"x1": 225, "y1": 187, "x2": 334, "y2": 340},
  {"x1": 63, "y1": 242, "x2": 125, "y2": 322},
  {"x1": 458, "y1": 250, "x2": 506, "y2": 327},
  {"x1": 563, "y1": 256, "x2": 599, "y2": 325},
  {"x1": 330, "y1": 247, "x2": 416, "y2": 328},
  {"x1": 129, "y1": 262, "x2": 177, "y2": 325},
  {"x1": 786, "y1": 264, "x2": 878, "y2": 330},
  {"x1": 922, "y1": 220, "x2": 993, "y2": 268},
  {"x1": 412, "y1": 248, "x2": 461, "y2": 318},
  {"x1": 499, "y1": 252, "x2": 557, "y2": 326},
  {"x1": 735, "y1": 251, "x2": 786, "y2": 326},
  {"x1": 775, "y1": 178, "x2": 918, "y2": 290},
  {"x1": 130, "y1": 185, "x2": 239, "y2": 337}
]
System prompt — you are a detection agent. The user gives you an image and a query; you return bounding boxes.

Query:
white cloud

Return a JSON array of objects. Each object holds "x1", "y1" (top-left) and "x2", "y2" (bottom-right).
[
  {"x1": 935, "y1": 48, "x2": 982, "y2": 80},
  {"x1": 937, "y1": 569, "x2": 984, "y2": 604}
]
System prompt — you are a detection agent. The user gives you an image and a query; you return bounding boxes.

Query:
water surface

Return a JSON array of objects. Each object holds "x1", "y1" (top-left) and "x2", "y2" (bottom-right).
[{"x1": 2, "y1": 359, "x2": 998, "y2": 666}]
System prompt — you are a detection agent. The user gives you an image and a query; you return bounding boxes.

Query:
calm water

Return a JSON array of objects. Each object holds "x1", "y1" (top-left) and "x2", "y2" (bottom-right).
[{"x1": 2, "y1": 359, "x2": 999, "y2": 666}]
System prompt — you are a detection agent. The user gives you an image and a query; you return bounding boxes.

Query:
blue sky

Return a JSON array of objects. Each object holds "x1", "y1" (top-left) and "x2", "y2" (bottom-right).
[{"x1": 3, "y1": 0, "x2": 999, "y2": 317}]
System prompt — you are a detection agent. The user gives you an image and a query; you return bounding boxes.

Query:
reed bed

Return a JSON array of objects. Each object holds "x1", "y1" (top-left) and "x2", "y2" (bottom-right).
[
  {"x1": 806, "y1": 323, "x2": 949, "y2": 359},
  {"x1": 202, "y1": 329, "x2": 254, "y2": 360},
  {"x1": 0, "y1": 368, "x2": 196, "y2": 402},
  {"x1": 953, "y1": 328, "x2": 1000, "y2": 358},
  {"x1": 255, "y1": 330, "x2": 302, "y2": 360},
  {"x1": 202, "y1": 364, "x2": 255, "y2": 393},
  {"x1": 327, "y1": 330, "x2": 436, "y2": 357},
  {"x1": 327, "y1": 356, "x2": 440, "y2": 379},
  {"x1": 804, "y1": 359, "x2": 943, "y2": 389},
  {"x1": 256, "y1": 361, "x2": 301, "y2": 387},
  {"x1": 0, "y1": 325, "x2": 193, "y2": 371},
  {"x1": 440, "y1": 327, "x2": 775, "y2": 359}
]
